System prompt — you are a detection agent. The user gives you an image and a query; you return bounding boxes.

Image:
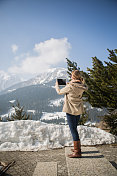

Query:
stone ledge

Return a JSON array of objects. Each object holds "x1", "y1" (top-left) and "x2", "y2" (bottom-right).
[{"x1": 65, "y1": 147, "x2": 117, "y2": 176}]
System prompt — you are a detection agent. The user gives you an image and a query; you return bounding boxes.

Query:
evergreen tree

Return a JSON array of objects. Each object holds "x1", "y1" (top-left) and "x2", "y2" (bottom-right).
[
  {"x1": 0, "y1": 116, "x2": 2, "y2": 122},
  {"x1": 66, "y1": 58, "x2": 80, "y2": 80},
  {"x1": 0, "y1": 110, "x2": 2, "y2": 122},
  {"x1": 82, "y1": 49, "x2": 117, "y2": 110},
  {"x1": 8, "y1": 100, "x2": 31, "y2": 121},
  {"x1": 102, "y1": 110, "x2": 117, "y2": 135},
  {"x1": 82, "y1": 49, "x2": 117, "y2": 135},
  {"x1": 79, "y1": 107, "x2": 88, "y2": 125}
]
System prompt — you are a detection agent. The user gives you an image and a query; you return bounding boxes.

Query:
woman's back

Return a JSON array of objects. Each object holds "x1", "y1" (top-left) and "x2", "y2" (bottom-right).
[
  {"x1": 67, "y1": 82, "x2": 87, "y2": 101},
  {"x1": 62, "y1": 81, "x2": 87, "y2": 115}
]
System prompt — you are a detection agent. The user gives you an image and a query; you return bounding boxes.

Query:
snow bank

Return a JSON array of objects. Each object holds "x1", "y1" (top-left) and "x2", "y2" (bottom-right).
[{"x1": 0, "y1": 120, "x2": 116, "y2": 151}]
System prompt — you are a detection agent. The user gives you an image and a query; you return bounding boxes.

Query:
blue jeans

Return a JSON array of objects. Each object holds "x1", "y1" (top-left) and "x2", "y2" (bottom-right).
[{"x1": 66, "y1": 113, "x2": 80, "y2": 141}]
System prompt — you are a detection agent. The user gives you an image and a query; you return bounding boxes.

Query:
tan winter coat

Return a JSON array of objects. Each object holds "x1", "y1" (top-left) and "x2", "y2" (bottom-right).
[{"x1": 55, "y1": 81, "x2": 88, "y2": 115}]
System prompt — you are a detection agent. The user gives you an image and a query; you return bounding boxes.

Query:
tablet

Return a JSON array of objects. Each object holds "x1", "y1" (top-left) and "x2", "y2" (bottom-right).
[{"x1": 57, "y1": 78, "x2": 66, "y2": 86}]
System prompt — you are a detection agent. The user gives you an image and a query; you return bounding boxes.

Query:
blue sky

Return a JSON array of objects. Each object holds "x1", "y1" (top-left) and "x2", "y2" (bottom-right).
[{"x1": 0, "y1": 0, "x2": 117, "y2": 79}]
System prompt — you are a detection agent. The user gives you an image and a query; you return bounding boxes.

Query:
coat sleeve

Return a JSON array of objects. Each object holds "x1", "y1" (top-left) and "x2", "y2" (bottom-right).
[{"x1": 55, "y1": 84, "x2": 71, "y2": 95}]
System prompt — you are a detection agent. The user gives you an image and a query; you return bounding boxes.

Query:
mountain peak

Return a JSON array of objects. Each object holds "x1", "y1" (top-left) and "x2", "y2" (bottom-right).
[{"x1": 29, "y1": 67, "x2": 68, "y2": 85}]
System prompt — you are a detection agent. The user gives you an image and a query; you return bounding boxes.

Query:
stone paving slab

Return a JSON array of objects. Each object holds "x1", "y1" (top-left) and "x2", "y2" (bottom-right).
[
  {"x1": 33, "y1": 162, "x2": 57, "y2": 176},
  {"x1": 65, "y1": 147, "x2": 117, "y2": 176}
]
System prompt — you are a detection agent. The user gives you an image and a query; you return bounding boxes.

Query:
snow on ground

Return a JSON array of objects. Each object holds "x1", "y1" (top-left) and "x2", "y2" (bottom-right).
[
  {"x1": 49, "y1": 98, "x2": 64, "y2": 107},
  {"x1": 9, "y1": 100, "x2": 16, "y2": 103},
  {"x1": 41, "y1": 112, "x2": 66, "y2": 121},
  {"x1": 0, "y1": 120, "x2": 116, "y2": 151},
  {"x1": 1, "y1": 107, "x2": 15, "y2": 120},
  {"x1": 7, "y1": 89, "x2": 16, "y2": 93},
  {"x1": 84, "y1": 121, "x2": 96, "y2": 126},
  {"x1": 27, "y1": 110, "x2": 36, "y2": 114}
]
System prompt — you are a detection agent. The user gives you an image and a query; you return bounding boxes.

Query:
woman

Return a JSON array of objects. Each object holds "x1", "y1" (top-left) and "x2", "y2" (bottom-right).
[{"x1": 55, "y1": 70, "x2": 88, "y2": 158}]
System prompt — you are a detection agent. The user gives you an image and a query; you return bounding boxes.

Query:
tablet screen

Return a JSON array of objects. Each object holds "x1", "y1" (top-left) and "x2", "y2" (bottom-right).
[{"x1": 57, "y1": 79, "x2": 66, "y2": 86}]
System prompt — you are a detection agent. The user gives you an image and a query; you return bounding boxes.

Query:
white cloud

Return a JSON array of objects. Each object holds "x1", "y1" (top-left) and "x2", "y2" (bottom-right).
[
  {"x1": 14, "y1": 53, "x2": 30, "y2": 61},
  {"x1": 11, "y1": 44, "x2": 18, "y2": 53},
  {"x1": 8, "y1": 38, "x2": 71, "y2": 75}
]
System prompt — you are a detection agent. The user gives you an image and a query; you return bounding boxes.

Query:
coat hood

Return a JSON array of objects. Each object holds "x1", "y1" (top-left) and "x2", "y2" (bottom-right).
[{"x1": 69, "y1": 82, "x2": 88, "y2": 95}]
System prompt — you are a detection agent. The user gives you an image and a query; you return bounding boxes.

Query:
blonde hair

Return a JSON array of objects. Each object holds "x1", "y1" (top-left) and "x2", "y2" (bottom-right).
[{"x1": 72, "y1": 70, "x2": 84, "y2": 83}]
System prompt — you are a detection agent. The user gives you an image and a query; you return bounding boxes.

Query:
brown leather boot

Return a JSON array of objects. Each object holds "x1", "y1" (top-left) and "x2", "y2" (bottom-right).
[
  {"x1": 71, "y1": 140, "x2": 81, "y2": 153},
  {"x1": 68, "y1": 141, "x2": 82, "y2": 158}
]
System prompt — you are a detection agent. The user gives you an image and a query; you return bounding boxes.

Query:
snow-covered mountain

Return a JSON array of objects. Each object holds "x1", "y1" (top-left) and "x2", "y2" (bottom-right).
[
  {"x1": 1, "y1": 68, "x2": 68, "y2": 93},
  {"x1": 0, "y1": 70, "x2": 22, "y2": 92},
  {"x1": 0, "y1": 67, "x2": 108, "y2": 123},
  {"x1": 29, "y1": 67, "x2": 68, "y2": 85}
]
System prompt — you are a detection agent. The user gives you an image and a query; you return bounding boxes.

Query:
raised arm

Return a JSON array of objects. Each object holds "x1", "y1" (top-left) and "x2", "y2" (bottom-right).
[{"x1": 55, "y1": 81, "x2": 71, "y2": 95}]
